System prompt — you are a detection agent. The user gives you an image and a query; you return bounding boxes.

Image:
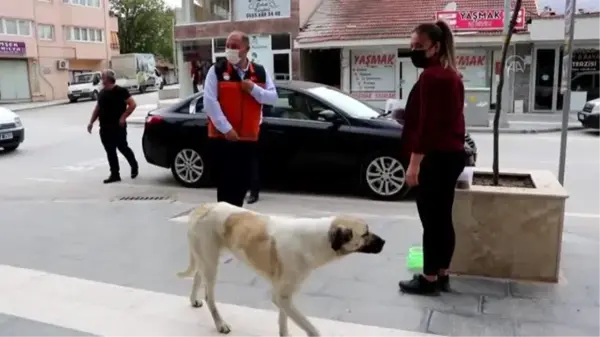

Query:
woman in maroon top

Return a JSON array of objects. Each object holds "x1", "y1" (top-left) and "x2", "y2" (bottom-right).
[{"x1": 398, "y1": 21, "x2": 466, "y2": 296}]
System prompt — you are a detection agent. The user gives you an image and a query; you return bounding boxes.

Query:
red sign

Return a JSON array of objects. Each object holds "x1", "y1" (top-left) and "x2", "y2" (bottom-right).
[
  {"x1": 353, "y1": 54, "x2": 395, "y2": 66},
  {"x1": 457, "y1": 55, "x2": 486, "y2": 67},
  {"x1": 435, "y1": 9, "x2": 526, "y2": 31}
]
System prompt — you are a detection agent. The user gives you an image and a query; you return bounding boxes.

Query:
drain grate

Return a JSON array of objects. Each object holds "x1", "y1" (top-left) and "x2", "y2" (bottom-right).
[{"x1": 117, "y1": 196, "x2": 171, "y2": 201}]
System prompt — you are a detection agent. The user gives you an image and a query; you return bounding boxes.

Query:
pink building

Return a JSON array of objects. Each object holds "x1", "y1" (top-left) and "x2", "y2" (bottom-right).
[{"x1": 0, "y1": 0, "x2": 120, "y2": 103}]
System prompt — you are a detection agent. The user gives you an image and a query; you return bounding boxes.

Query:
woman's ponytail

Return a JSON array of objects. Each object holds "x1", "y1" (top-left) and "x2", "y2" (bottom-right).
[{"x1": 435, "y1": 20, "x2": 458, "y2": 73}]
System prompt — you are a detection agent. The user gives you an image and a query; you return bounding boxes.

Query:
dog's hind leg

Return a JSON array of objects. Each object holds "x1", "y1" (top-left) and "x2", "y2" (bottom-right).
[
  {"x1": 189, "y1": 269, "x2": 203, "y2": 308},
  {"x1": 199, "y1": 241, "x2": 231, "y2": 334}
]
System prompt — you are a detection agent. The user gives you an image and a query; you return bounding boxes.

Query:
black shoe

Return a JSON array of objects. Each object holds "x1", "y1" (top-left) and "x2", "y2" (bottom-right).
[
  {"x1": 246, "y1": 194, "x2": 259, "y2": 204},
  {"x1": 438, "y1": 274, "x2": 451, "y2": 292},
  {"x1": 131, "y1": 167, "x2": 139, "y2": 179},
  {"x1": 399, "y1": 274, "x2": 440, "y2": 296},
  {"x1": 103, "y1": 175, "x2": 121, "y2": 184}
]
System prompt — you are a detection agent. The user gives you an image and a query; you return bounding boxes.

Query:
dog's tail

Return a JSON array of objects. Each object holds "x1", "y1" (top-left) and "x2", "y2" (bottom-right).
[{"x1": 176, "y1": 203, "x2": 215, "y2": 278}]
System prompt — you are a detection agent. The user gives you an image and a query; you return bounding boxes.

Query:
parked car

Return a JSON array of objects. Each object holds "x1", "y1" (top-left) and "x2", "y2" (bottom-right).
[
  {"x1": 577, "y1": 98, "x2": 600, "y2": 130},
  {"x1": 0, "y1": 107, "x2": 24, "y2": 152},
  {"x1": 142, "y1": 81, "x2": 478, "y2": 200}
]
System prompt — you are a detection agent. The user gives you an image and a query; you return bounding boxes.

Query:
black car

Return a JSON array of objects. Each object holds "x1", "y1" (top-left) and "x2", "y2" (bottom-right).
[
  {"x1": 578, "y1": 99, "x2": 600, "y2": 130},
  {"x1": 142, "y1": 81, "x2": 477, "y2": 200}
]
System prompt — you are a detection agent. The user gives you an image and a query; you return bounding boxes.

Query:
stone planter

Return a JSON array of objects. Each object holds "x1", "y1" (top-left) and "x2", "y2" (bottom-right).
[{"x1": 450, "y1": 168, "x2": 568, "y2": 283}]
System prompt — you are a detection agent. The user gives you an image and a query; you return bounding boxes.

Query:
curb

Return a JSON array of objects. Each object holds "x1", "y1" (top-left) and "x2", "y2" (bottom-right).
[
  {"x1": 8, "y1": 101, "x2": 70, "y2": 112},
  {"x1": 128, "y1": 117, "x2": 146, "y2": 125},
  {"x1": 467, "y1": 125, "x2": 584, "y2": 134}
]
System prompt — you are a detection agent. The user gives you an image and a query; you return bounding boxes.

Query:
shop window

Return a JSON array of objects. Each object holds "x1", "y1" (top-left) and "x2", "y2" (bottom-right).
[
  {"x1": 533, "y1": 49, "x2": 556, "y2": 110},
  {"x1": 192, "y1": 0, "x2": 230, "y2": 23},
  {"x1": 273, "y1": 53, "x2": 290, "y2": 81},
  {"x1": 213, "y1": 38, "x2": 226, "y2": 53},
  {"x1": 271, "y1": 34, "x2": 290, "y2": 50}
]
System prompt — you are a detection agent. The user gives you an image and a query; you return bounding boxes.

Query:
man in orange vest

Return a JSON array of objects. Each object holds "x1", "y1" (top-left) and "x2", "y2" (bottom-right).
[{"x1": 204, "y1": 30, "x2": 278, "y2": 207}]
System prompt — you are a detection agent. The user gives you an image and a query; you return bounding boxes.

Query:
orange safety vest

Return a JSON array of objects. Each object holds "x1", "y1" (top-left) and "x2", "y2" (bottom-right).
[{"x1": 207, "y1": 61, "x2": 266, "y2": 142}]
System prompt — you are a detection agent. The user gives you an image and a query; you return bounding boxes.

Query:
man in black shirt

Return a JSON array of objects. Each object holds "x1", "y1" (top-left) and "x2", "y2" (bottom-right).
[{"x1": 87, "y1": 69, "x2": 139, "y2": 184}]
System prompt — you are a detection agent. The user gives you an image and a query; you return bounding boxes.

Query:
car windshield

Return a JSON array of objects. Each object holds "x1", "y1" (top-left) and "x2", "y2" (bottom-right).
[
  {"x1": 306, "y1": 86, "x2": 382, "y2": 119},
  {"x1": 73, "y1": 74, "x2": 94, "y2": 84}
]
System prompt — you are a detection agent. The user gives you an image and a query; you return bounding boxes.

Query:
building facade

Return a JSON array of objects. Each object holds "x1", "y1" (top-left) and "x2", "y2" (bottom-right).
[
  {"x1": 0, "y1": 0, "x2": 119, "y2": 103},
  {"x1": 173, "y1": 0, "x2": 321, "y2": 97},
  {"x1": 296, "y1": 0, "x2": 600, "y2": 113}
]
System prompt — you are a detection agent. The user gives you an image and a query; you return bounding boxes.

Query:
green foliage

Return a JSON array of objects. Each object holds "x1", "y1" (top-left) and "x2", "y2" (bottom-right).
[{"x1": 110, "y1": 0, "x2": 175, "y2": 62}]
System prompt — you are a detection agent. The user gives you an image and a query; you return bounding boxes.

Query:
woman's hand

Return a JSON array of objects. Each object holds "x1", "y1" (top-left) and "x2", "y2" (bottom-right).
[{"x1": 406, "y1": 163, "x2": 420, "y2": 187}]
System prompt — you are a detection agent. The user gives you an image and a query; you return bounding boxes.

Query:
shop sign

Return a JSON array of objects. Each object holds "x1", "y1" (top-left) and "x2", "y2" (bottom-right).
[
  {"x1": 350, "y1": 50, "x2": 396, "y2": 100},
  {"x1": 435, "y1": 9, "x2": 525, "y2": 31},
  {"x1": 0, "y1": 41, "x2": 26, "y2": 56},
  {"x1": 571, "y1": 49, "x2": 599, "y2": 73},
  {"x1": 249, "y1": 34, "x2": 274, "y2": 77},
  {"x1": 456, "y1": 50, "x2": 488, "y2": 87},
  {"x1": 233, "y1": 0, "x2": 291, "y2": 21}
]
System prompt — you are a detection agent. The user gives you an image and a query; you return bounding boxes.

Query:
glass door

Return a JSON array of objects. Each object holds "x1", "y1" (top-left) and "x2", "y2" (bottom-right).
[{"x1": 533, "y1": 48, "x2": 557, "y2": 111}]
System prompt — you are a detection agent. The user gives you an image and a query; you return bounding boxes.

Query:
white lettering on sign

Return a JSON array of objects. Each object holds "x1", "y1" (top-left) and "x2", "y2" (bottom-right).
[
  {"x1": 459, "y1": 10, "x2": 501, "y2": 21},
  {"x1": 350, "y1": 50, "x2": 396, "y2": 101},
  {"x1": 353, "y1": 54, "x2": 395, "y2": 66},
  {"x1": 457, "y1": 55, "x2": 486, "y2": 67}
]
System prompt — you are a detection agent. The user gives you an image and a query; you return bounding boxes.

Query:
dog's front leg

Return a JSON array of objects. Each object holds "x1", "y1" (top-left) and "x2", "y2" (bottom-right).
[
  {"x1": 276, "y1": 294, "x2": 320, "y2": 337},
  {"x1": 272, "y1": 294, "x2": 289, "y2": 336}
]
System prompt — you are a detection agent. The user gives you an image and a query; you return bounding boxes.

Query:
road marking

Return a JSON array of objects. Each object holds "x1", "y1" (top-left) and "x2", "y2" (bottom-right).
[
  {"x1": 25, "y1": 178, "x2": 67, "y2": 183},
  {"x1": 0, "y1": 264, "x2": 431, "y2": 336}
]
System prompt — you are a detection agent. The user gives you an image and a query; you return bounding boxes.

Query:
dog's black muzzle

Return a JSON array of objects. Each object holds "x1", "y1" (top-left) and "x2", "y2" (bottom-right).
[{"x1": 358, "y1": 234, "x2": 385, "y2": 254}]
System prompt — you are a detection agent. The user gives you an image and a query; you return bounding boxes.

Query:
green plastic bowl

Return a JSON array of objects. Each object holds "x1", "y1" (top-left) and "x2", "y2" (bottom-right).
[{"x1": 406, "y1": 246, "x2": 423, "y2": 271}]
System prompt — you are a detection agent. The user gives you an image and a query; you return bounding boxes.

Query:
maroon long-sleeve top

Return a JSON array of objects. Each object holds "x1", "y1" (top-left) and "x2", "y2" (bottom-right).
[{"x1": 402, "y1": 59, "x2": 466, "y2": 155}]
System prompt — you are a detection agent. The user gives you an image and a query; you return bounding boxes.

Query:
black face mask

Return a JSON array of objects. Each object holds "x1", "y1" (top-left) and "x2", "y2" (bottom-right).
[{"x1": 410, "y1": 49, "x2": 429, "y2": 68}]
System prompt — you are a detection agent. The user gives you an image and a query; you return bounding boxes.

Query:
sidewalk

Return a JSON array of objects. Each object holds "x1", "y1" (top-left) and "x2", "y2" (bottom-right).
[{"x1": 0, "y1": 99, "x2": 69, "y2": 112}]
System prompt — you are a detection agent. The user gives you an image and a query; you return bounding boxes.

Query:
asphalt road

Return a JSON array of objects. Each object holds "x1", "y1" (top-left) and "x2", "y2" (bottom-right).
[{"x1": 0, "y1": 98, "x2": 598, "y2": 336}]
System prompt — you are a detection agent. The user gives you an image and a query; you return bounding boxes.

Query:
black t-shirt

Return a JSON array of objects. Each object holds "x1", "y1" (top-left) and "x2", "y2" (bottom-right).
[{"x1": 98, "y1": 85, "x2": 131, "y2": 128}]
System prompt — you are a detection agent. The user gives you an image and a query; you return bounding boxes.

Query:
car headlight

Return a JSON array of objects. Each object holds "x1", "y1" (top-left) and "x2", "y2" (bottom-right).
[
  {"x1": 592, "y1": 104, "x2": 600, "y2": 113},
  {"x1": 14, "y1": 117, "x2": 22, "y2": 128}
]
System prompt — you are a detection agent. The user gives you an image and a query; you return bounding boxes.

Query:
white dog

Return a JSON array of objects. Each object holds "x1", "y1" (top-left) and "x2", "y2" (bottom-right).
[{"x1": 177, "y1": 202, "x2": 386, "y2": 336}]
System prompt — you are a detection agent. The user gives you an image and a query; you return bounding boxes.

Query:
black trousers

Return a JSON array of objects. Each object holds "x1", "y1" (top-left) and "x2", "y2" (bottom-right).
[
  {"x1": 99, "y1": 127, "x2": 138, "y2": 176},
  {"x1": 210, "y1": 139, "x2": 257, "y2": 207},
  {"x1": 192, "y1": 80, "x2": 199, "y2": 93},
  {"x1": 248, "y1": 152, "x2": 260, "y2": 197},
  {"x1": 416, "y1": 151, "x2": 466, "y2": 276}
]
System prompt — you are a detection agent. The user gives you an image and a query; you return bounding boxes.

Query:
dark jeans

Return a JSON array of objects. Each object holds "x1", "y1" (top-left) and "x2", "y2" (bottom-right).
[
  {"x1": 210, "y1": 139, "x2": 257, "y2": 207},
  {"x1": 248, "y1": 153, "x2": 260, "y2": 197},
  {"x1": 416, "y1": 151, "x2": 466, "y2": 276},
  {"x1": 99, "y1": 126, "x2": 138, "y2": 177}
]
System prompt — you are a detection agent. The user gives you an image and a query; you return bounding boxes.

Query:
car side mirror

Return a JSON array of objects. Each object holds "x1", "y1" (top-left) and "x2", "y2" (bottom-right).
[{"x1": 318, "y1": 109, "x2": 339, "y2": 123}]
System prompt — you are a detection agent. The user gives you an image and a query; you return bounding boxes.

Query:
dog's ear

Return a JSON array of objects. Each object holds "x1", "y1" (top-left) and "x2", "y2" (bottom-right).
[{"x1": 329, "y1": 226, "x2": 353, "y2": 251}]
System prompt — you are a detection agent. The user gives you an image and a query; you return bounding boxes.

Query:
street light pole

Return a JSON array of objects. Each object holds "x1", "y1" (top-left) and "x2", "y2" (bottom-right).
[{"x1": 558, "y1": 0, "x2": 576, "y2": 185}]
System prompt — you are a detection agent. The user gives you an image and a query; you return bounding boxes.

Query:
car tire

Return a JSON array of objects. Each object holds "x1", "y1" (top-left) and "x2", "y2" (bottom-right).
[
  {"x1": 2, "y1": 145, "x2": 19, "y2": 152},
  {"x1": 92, "y1": 90, "x2": 99, "y2": 101},
  {"x1": 159, "y1": 82, "x2": 164, "y2": 90},
  {"x1": 139, "y1": 86, "x2": 146, "y2": 94},
  {"x1": 360, "y1": 153, "x2": 410, "y2": 201},
  {"x1": 170, "y1": 147, "x2": 210, "y2": 188},
  {"x1": 69, "y1": 98, "x2": 78, "y2": 103}
]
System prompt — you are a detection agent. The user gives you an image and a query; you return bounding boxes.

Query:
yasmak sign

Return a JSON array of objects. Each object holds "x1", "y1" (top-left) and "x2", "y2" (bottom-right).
[
  {"x1": 436, "y1": 8, "x2": 526, "y2": 31},
  {"x1": 353, "y1": 54, "x2": 395, "y2": 66}
]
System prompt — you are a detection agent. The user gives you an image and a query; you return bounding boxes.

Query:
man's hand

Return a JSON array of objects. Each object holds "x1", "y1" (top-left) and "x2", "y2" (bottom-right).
[
  {"x1": 87, "y1": 123, "x2": 93, "y2": 134},
  {"x1": 241, "y1": 80, "x2": 255, "y2": 93},
  {"x1": 224, "y1": 129, "x2": 239, "y2": 142},
  {"x1": 119, "y1": 116, "x2": 127, "y2": 127}
]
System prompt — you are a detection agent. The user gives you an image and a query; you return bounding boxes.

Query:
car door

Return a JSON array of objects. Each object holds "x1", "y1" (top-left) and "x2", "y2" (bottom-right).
[{"x1": 262, "y1": 88, "x2": 350, "y2": 177}]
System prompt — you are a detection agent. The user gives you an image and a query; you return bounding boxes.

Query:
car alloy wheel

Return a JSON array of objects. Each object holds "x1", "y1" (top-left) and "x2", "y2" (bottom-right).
[
  {"x1": 365, "y1": 156, "x2": 406, "y2": 197},
  {"x1": 173, "y1": 148, "x2": 204, "y2": 184}
]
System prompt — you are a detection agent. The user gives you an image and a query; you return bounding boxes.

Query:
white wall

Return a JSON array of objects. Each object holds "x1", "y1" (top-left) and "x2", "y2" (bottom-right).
[{"x1": 529, "y1": 16, "x2": 600, "y2": 42}]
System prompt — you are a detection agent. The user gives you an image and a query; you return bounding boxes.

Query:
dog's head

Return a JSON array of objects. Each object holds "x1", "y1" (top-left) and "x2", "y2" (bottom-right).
[{"x1": 328, "y1": 216, "x2": 385, "y2": 255}]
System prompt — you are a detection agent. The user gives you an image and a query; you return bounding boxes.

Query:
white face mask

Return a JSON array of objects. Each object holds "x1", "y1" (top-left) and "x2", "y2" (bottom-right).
[{"x1": 225, "y1": 48, "x2": 241, "y2": 65}]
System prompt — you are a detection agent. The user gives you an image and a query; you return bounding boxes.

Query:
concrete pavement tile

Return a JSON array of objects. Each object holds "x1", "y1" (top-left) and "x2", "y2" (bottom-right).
[
  {"x1": 515, "y1": 320, "x2": 600, "y2": 336},
  {"x1": 509, "y1": 277, "x2": 600, "y2": 306},
  {"x1": 293, "y1": 293, "x2": 354, "y2": 320},
  {"x1": 0, "y1": 314, "x2": 94, "y2": 336},
  {"x1": 448, "y1": 276, "x2": 510, "y2": 297},
  {"x1": 482, "y1": 296, "x2": 600, "y2": 328},
  {"x1": 427, "y1": 311, "x2": 515, "y2": 336},
  {"x1": 336, "y1": 301, "x2": 428, "y2": 332}
]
